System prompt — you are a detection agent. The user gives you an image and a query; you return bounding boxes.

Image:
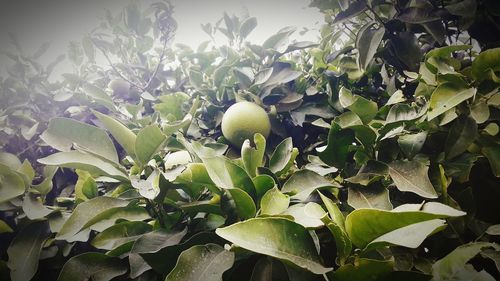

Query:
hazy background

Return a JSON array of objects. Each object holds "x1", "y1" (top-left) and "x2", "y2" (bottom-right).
[{"x1": 0, "y1": 0, "x2": 323, "y2": 79}]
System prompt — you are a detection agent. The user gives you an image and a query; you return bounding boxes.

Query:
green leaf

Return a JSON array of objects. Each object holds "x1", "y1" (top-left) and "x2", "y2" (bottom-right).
[
  {"x1": 472, "y1": 47, "x2": 500, "y2": 82},
  {"x1": 398, "y1": 132, "x2": 427, "y2": 159},
  {"x1": 56, "y1": 197, "x2": 129, "y2": 242},
  {"x1": 131, "y1": 169, "x2": 161, "y2": 200},
  {"x1": 250, "y1": 257, "x2": 286, "y2": 281},
  {"x1": 38, "y1": 151, "x2": 128, "y2": 181},
  {"x1": 92, "y1": 110, "x2": 137, "y2": 158},
  {"x1": 74, "y1": 169, "x2": 98, "y2": 203},
  {"x1": 318, "y1": 122, "x2": 355, "y2": 169},
  {"x1": 445, "y1": 115, "x2": 477, "y2": 160},
  {"x1": 57, "y1": 252, "x2": 127, "y2": 281},
  {"x1": 129, "y1": 228, "x2": 187, "y2": 278},
  {"x1": 192, "y1": 143, "x2": 255, "y2": 195},
  {"x1": 225, "y1": 188, "x2": 257, "y2": 219},
  {"x1": 263, "y1": 27, "x2": 295, "y2": 53},
  {"x1": 388, "y1": 160, "x2": 438, "y2": 198},
  {"x1": 338, "y1": 87, "x2": 378, "y2": 124},
  {"x1": 328, "y1": 258, "x2": 393, "y2": 281},
  {"x1": 482, "y1": 144, "x2": 500, "y2": 177},
  {"x1": 386, "y1": 90, "x2": 406, "y2": 106},
  {"x1": 40, "y1": 117, "x2": 118, "y2": 163},
  {"x1": 0, "y1": 219, "x2": 13, "y2": 233},
  {"x1": 332, "y1": 0, "x2": 367, "y2": 24},
  {"x1": 0, "y1": 165, "x2": 25, "y2": 204},
  {"x1": 345, "y1": 202, "x2": 465, "y2": 249},
  {"x1": 86, "y1": 205, "x2": 150, "y2": 232},
  {"x1": 346, "y1": 160, "x2": 389, "y2": 186},
  {"x1": 269, "y1": 137, "x2": 297, "y2": 175},
  {"x1": 260, "y1": 187, "x2": 289, "y2": 215},
  {"x1": 427, "y1": 84, "x2": 476, "y2": 121},
  {"x1": 176, "y1": 163, "x2": 217, "y2": 198},
  {"x1": 82, "y1": 83, "x2": 115, "y2": 109},
  {"x1": 432, "y1": 242, "x2": 497, "y2": 281},
  {"x1": 356, "y1": 23, "x2": 385, "y2": 71},
  {"x1": 139, "y1": 231, "x2": 221, "y2": 275},
  {"x1": 386, "y1": 103, "x2": 427, "y2": 124},
  {"x1": 282, "y1": 169, "x2": 340, "y2": 201},
  {"x1": 364, "y1": 219, "x2": 446, "y2": 251},
  {"x1": 397, "y1": 7, "x2": 440, "y2": 23},
  {"x1": 22, "y1": 193, "x2": 52, "y2": 220},
  {"x1": 216, "y1": 217, "x2": 331, "y2": 274},
  {"x1": 252, "y1": 174, "x2": 276, "y2": 198},
  {"x1": 263, "y1": 62, "x2": 302, "y2": 86},
  {"x1": 486, "y1": 224, "x2": 500, "y2": 235},
  {"x1": 0, "y1": 152, "x2": 22, "y2": 169},
  {"x1": 154, "y1": 92, "x2": 190, "y2": 121},
  {"x1": 282, "y1": 203, "x2": 324, "y2": 229},
  {"x1": 91, "y1": 221, "x2": 151, "y2": 250},
  {"x1": 166, "y1": 244, "x2": 235, "y2": 281},
  {"x1": 425, "y1": 45, "x2": 472, "y2": 60},
  {"x1": 318, "y1": 191, "x2": 345, "y2": 230},
  {"x1": 323, "y1": 219, "x2": 352, "y2": 264},
  {"x1": 347, "y1": 187, "x2": 393, "y2": 210},
  {"x1": 7, "y1": 221, "x2": 48, "y2": 281},
  {"x1": 242, "y1": 133, "x2": 266, "y2": 177},
  {"x1": 239, "y1": 17, "x2": 257, "y2": 39},
  {"x1": 135, "y1": 125, "x2": 166, "y2": 166}
]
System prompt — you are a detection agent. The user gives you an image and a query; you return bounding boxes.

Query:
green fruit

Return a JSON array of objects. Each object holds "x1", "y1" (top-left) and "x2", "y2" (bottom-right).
[
  {"x1": 221, "y1": 101, "x2": 271, "y2": 147},
  {"x1": 108, "y1": 79, "x2": 130, "y2": 96}
]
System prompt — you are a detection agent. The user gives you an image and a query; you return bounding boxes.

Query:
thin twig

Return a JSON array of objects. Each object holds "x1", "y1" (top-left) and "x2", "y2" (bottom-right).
[
  {"x1": 366, "y1": 5, "x2": 387, "y2": 28},
  {"x1": 342, "y1": 24, "x2": 356, "y2": 41},
  {"x1": 143, "y1": 37, "x2": 169, "y2": 92},
  {"x1": 91, "y1": 38, "x2": 145, "y2": 91}
]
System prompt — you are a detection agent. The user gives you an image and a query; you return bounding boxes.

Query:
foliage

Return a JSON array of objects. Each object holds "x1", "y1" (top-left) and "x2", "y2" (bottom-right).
[{"x1": 1, "y1": 0, "x2": 500, "y2": 280}]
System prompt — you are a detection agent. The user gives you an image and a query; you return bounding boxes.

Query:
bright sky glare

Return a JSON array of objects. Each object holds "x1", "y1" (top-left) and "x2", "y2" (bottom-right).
[{"x1": 0, "y1": 0, "x2": 324, "y2": 78}]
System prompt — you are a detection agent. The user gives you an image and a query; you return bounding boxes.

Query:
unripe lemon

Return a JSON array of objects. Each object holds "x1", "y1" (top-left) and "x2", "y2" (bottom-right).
[
  {"x1": 108, "y1": 79, "x2": 130, "y2": 96},
  {"x1": 221, "y1": 101, "x2": 271, "y2": 147}
]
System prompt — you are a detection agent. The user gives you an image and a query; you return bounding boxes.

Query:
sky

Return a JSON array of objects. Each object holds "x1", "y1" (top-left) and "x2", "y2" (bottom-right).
[{"x1": 0, "y1": 0, "x2": 324, "y2": 78}]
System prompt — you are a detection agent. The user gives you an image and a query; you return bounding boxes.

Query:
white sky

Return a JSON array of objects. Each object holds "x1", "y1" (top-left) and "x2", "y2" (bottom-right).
[{"x1": 0, "y1": 0, "x2": 323, "y2": 79}]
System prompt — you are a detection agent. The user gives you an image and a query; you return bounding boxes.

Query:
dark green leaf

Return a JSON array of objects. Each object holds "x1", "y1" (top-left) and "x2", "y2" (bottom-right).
[
  {"x1": 282, "y1": 169, "x2": 340, "y2": 201},
  {"x1": 216, "y1": 217, "x2": 331, "y2": 274},
  {"x1": 318, "y1": 123, "x2": 355, "y2": 169},
  {"x1": 57, "y1": 252, "x2": 127, "y2": 281},
  {"x1": 345, "y1": 202, "x2": 465, "y2": 248},
  {"x1": 388, "y1": 160, "x2": 438, "y2": 198},
  {"x1": 239, "y1": 17, "x2": 257, "y2": 39},
  {"x1": 445, "y1": 115, "x2": 477, "y2": 160},
  {"x1": 165, "y1": 244, "x2": 234, "y2": 281},
  {"x1": 427, "y1": 84, "x2": 475, "y2": 121},
  {"x1": 92, "y1": 110, "x2": 137, "y2": 159},
  {"x1": 0, "y1": 165, "x2": 25, "y2": 204},
  {"x1": 7, "y1": 222, "x2": 48, "y2": 281},
  {"x1": 56, "y1": 197, "x2": 129, "y2": 242},
  {"x1": 40, "y1": 117, "x2": 118, "y2": 163},
  {"x1": 398, "y1": 132, "x2": 427, "y2": 159},
  {"x1": 347, "y1": 187, "x2": 393, "y2": 210},
  {"x1": 356, "y1": 23, "x2": 385, "y2": 71},
  {"x1": 269, "y1": 137, "x2": 298, "y2": 175},
  {"x1": 91, "y1": 221, "x2": 152, "y2": 250},
  {"x1": 432, "y1": 242, "x2": 497, "y2": 281},
  {"x1": 328, "y1": 258, "x2": 393, "y2": 281},
  {"x1": 472, "y1": 47, "x2": 500, "y2": 82},
  {"x1": 241, "y1": 133, "x2": 266, "y2": 177},
  {"x1": 260, "y1": 187, "x2": 289, "y2": 215},
  {"x1": 38, "y1": 151, "x2": 128, "y2": 181},
  {"x1": 135, "y1": 125, "x2": 166, "y2": 166}
]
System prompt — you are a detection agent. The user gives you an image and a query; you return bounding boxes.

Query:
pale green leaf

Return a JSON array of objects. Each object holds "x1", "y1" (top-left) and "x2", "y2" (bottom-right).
[
  {"x1": 166, "y1": 244, "x2": 234, "y2": 281},
  {"x1": 216, "y1": 217, "x2": 331, "y2": 274}
]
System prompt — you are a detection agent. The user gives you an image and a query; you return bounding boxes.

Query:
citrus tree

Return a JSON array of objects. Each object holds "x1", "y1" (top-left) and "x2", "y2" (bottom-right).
[{"x1": 1, "y1": 0, "x2": 499, "y2": 280}]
